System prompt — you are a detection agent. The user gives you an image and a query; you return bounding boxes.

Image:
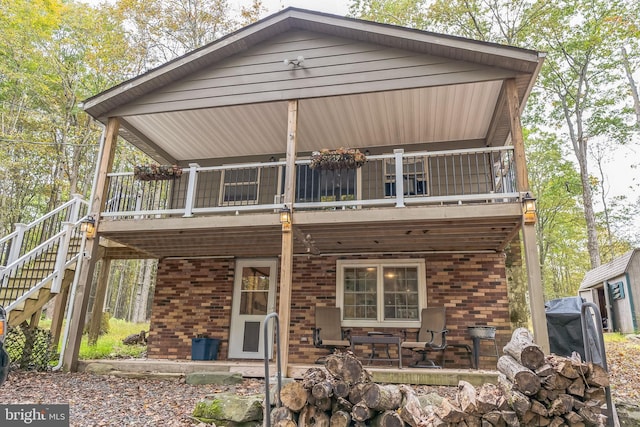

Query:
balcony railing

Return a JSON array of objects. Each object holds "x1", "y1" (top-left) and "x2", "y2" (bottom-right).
[{"x1": 103, "y1": 147, "x2": 518, "y2": 220}]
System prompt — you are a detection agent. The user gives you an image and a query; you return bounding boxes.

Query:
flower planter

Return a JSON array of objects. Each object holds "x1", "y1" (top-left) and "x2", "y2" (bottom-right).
[
  {"x1": 134, "y1": 164, "x2": 183, "y2": 181},
  {"x1": 309, "y1": 148, "x2": 367, "y2": 170}
]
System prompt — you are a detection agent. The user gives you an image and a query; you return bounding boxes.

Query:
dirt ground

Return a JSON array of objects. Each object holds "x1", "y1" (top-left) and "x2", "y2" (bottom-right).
[{"x1": 0, "y1": 337, "x2": 638, "y2": 426}]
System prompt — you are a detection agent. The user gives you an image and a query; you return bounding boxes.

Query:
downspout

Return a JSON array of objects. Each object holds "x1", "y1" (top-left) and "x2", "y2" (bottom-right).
[{"x1": 53, "y1": 123, "x2": 106, "y2": 371}]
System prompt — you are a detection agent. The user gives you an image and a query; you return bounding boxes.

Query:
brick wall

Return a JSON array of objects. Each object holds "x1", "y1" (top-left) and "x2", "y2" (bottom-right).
[{"x1": 148, "y1": 253, "x2": 510, "y2": 369}]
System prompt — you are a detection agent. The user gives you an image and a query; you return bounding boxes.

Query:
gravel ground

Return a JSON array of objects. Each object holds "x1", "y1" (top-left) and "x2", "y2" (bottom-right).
[{"x1": 0, "y1": 338, "x2": 637, "y2": 426}]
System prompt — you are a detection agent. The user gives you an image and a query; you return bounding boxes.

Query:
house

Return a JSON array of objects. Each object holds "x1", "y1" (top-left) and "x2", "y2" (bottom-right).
[
  {"x1": 579, "y1": 249, "x2": 640, "y2": 333},
  {"x1": 60, "y1": 8, "x2": 548, "y2": 373}
]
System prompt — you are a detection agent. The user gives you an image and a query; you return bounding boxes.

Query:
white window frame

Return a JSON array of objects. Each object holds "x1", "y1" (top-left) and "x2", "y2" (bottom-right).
[
  {"x1": 336, "y1": 259, "x2": 427, "y2": 328},
  {"x1": 384, "y1": 157, "x2": 428, "y2": 197},
  {"x1": 219, "y1": 168, "x2": 260, "y2": 206}
]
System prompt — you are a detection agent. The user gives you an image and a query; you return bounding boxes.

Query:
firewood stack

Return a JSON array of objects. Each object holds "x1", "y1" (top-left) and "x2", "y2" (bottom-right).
[
  {"x1": 496, "y1": 327, "x2": 609, "y2": 427},
  {"x1": 270, "y1": 329, "x2": 610, "y2": 426}
]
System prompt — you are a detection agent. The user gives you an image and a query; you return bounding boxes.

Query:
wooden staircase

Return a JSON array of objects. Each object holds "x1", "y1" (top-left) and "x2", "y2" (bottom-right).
[
  {"x1": 0, "y1": 196, "x2": 89, "y2": 328},
  {"x1": 1, "y1": 244, "x2": 79, "y2": 327}
]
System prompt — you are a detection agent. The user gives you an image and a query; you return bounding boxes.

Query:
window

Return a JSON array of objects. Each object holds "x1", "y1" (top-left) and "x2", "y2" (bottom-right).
[
  {"x1": 337, "y1": 259, "x2": 426, "y2": 327},
  {"x1": 384, "y1": 157, "x2": 428, "y2": 197},
  {"x1": 221, "y1": 168, "x2": 260, "y2": 206}
]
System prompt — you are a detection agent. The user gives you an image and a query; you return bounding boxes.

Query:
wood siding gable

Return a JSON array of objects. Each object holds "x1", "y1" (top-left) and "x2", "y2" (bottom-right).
[{"x1": 111, "y1": 30, "x2": 518, "y2": 117}]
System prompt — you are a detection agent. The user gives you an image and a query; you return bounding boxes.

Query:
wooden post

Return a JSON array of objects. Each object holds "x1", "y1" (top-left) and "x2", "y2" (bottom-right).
[
  {"x1": 88, "y1": 257, "x2": 112, "y2": 345},
  {"x1": 62, "y1": 117, "x2": 120, "y2": 372},
  {"x1": 278, "y1": 100, "x2": 298, "y2": 377},
  {"x1": 50, "y1": 285, "x2": 70, "y2": 350},
  {"x1": 505, "y1": 79, "x2": 549, "y2": 353}
]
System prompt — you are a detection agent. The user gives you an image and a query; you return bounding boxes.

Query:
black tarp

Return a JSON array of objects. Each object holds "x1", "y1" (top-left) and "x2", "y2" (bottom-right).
[{"x1": 545, "y1": 297, "x2": 603, "y2": 366}]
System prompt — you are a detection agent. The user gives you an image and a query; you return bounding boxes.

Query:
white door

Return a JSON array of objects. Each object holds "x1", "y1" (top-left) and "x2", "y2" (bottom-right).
[{"x1": 228, "y1": 259, "x2": 278, "y2": 359}]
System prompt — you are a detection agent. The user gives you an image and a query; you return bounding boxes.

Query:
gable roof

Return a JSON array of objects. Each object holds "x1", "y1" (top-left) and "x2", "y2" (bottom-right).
[
  {"x1": 81, "y1": 8, "x2": 544, "y2": 164},
  {"x1": 579, "y1": 249, "x2": 639, "y2": 290}
]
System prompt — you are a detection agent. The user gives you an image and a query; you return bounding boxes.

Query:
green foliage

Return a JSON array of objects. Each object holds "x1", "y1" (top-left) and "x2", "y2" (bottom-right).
[{"x1": 79, "y1": 318, "x2": 149, "y2": 359}]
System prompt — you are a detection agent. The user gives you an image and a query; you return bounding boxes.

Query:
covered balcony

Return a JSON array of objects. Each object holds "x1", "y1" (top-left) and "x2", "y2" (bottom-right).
[{"x1": 98, "y1": 145, "x2": 523, "y2": 258}]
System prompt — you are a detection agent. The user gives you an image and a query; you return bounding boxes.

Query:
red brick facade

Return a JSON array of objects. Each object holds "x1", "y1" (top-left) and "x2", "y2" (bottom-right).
[{"x1": 148, "y1": 253, "x2": 510, "y2": 369}]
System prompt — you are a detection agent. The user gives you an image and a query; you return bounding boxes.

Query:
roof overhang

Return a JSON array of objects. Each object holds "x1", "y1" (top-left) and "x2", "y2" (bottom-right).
[{"x1": 82, "y1": 8, "x2": 544, "y2": 165}]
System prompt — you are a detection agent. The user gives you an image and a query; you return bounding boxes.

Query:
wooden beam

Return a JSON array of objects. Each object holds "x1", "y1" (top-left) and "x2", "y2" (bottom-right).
[
  {"x1": 505, "y1": 79, "x2": 529, "y2": 190},
  {"x1": 522, "y1": 224, "x2": 549, "y2": 353},
  {"x1": 278, "y1": 100, "x2": 298, "y2": 377},
  {"x1": 87, "y1": 258, "x2": 112, "y2": 345},
  {"x1": 506, "y1": 78, "x2": 549, "y2": 352},
  {"x1": 63, "y1": 117, "x2": 120, "y2": 372}
]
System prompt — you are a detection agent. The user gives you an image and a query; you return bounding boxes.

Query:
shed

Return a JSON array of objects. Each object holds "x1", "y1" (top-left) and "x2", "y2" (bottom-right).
[{"x1": 578, "y1": 249, "x2": 640, "y2": 333}]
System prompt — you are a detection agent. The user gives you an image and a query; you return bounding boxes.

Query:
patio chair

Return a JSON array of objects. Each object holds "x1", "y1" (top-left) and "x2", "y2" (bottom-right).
[
  {"x1": 401, "y1": 307, "x2": 448, "y2": 368},
  {"x1": 312, "y1": 306, "x2": 351, "y2": 363}
]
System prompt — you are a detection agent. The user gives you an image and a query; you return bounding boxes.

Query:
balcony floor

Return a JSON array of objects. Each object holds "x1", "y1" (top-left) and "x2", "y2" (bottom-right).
[{"x1": 99, "y1": 203, "x2": 523, "y2": 259}]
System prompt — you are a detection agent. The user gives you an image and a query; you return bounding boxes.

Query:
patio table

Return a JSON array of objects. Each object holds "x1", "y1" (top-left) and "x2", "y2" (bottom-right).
[{"x1": 350, "y1": 333, "x2": 402, "y2": 369}]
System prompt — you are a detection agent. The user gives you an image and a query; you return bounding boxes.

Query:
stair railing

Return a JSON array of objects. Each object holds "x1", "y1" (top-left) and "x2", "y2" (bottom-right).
[{"x1": 0, "y1": 195, "x2": 89, "y2": 313}]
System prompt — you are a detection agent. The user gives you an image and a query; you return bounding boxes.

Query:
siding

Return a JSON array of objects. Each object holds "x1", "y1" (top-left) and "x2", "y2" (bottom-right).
[{"x1": 112, "y1": 30, "x2": 516, "y2": 117}]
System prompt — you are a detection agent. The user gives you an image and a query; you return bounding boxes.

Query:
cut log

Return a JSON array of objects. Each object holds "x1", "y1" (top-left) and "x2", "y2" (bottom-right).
[
  {"x1": 332, "y1": 397, "x2": 353, "y2": 413},
  {"x1": 280, "y1": 381, "x2": 309, "y2": 412},
  {"x1": 299, "y1": 404, "x2": 330, "y2": 427},
  {"x1": 481, "y1": 411, "x2": 503, "y2": 426},
  {"x1": 564, "y1": 410, "x2": 585, "y2": 426},
  {"x1": 330, "y1": 410, "x2": 351, "y2": 427},
  {"x1": 501, "y1": 410, "x2": 519, "y2": 427},
  {"x1": 567, "y1": 377, "x2": 586, "y2": 398},
  {"x1": 312, "y1": 381, "x2": 334, "y2": 400},
  {"x1": 476, "y1": 383, "x2": 504, "y2": 413},
  {"x1": 535, "y1": 363, "x2": 556, "y2": 377},
  {"x1": 435, "y1": 398, "x2": 465, "y2": 424},
  {"x1": 348, "y1": 382, "x2": 368, "y2": 404},
  {"x1": 274, "y1": 420, "x2": 297, "y2": 427},
  {"x1": 497, "y1": 355, "x2": 541, "y2": 396},
  {"x1": 362, "y1": 383, "x2": 403, "y2": 411},
  {"x1": 457, "y1": 381, "x2": 478, "y2": 414},
  {"x1": 398, "y1": 384, "x2": 424, "y2": 427},
  {"x1": 584, "y1": 387, "x2": 605, "y2": 404},
  {"x1": 370, "y1": 410, "x2": 405, "y2": 427},
  {"x1": 586, "y1": 363, "x2": 610, "y2": 388},
  {"x1": 553, "y1": 358, "x2": 580, "y2": 379},
  {"x1": 548, "y1": 393, "x2": 573, "y2": 416},
  {"x1": 313, "y1": 397, "x2": 333, "y2": 412},
  {"x1": 325, "y1": 352, "x2": 365, "y2": 384},
  {"x1": 463, "y1": 414, "x2": 482, "y2": 427},
  {"x1": 530, "y1": 399, "x2": 547, "y2": 416},
  {"x1": 502, "y1": 327, "x2": 545, "y2": 370},
  {"x1": 303, "y1": 367, "x2": 328, "y2": 390},
  {"x1": 351, "y1": 401, "x2": 376, "y2": 422},
  {"x1": 577, "y1": 400, "x2": 603, "y2": 426},
  {"x1": 271, "y1": 406, "x2": 297, "y2": 425},
  {"x1": 333, "y1": 380, "x2": 350, "y2": 398},
  {"x1": 549, "y1": 417, "x2": 565, "y2": 427},
  {"x1": 497, "y1": 373, "x2": 531, "y2": 416}
]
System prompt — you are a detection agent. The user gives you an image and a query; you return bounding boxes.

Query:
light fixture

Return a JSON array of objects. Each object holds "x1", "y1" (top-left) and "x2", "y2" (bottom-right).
[
  {"x1": 279, "y1": 206, "x2": 292, "y2": 231},
  {"x1": 522, "y1": 192, "x2": 537, "y2": 225},
  {"x1": 80, "y1": 215, "x2": 96, "y2": 239},
  {"x1": 283, "y1": 55, "x2": 305, "y2": 67}
]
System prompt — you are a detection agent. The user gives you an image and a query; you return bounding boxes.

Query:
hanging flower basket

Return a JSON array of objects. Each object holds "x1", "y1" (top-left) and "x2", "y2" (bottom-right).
[
  {"x1": 134, "y1": 164, "x2": 183, "y2": 181},
  {"x1": 309, "y1": 148, "x2": 367, "y2": 171}
]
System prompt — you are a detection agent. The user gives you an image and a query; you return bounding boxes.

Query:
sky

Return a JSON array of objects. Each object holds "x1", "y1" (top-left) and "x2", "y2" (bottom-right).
[{"x1": 239, "y1": 0, "x2": 349, "y2": 16}]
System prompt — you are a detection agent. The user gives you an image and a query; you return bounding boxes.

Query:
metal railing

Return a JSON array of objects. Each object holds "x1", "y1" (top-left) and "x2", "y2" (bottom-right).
[
  {"x1": 102, "y1": 146, "x2": 518, "y2": 219},
  {"x1": 0, "y1": 195, "x2": 89, "y2": 312}
]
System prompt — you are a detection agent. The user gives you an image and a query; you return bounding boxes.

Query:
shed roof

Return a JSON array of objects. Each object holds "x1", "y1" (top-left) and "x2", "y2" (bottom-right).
[{"x1": 579, "y1": 249, "x2": 639, "y2": 290}]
